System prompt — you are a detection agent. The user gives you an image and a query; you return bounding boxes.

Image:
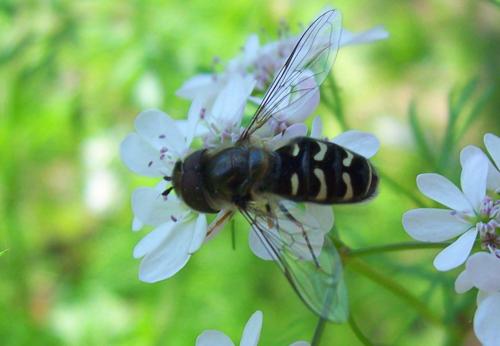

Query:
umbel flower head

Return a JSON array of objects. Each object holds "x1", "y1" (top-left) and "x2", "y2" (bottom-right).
[
  {"x1": 121, "y1": 103, "x2": 381, "y2": 283},
  {"x1": 455, "y1": 251, "x2": 500, "y2": 346},
  {"x1": 121, "y1": 9, "x2": 386, "y2": 285},
  {"x1": 176, "y1": 16, "x2": 388, "y2": 106},
  {"x1": 196, "y1": 310, "x2": 309, "y2": 346},
  {"x1": 403, "y1": 133, "x2": 499, "y2": 271}
]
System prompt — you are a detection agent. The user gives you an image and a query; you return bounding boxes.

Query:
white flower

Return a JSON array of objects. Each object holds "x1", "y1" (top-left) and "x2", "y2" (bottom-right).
[
  {"x1": 454, "y1": 252, "x2": 500, "y2": 346},
  {"x1": 121, "y1": 109, "x2": 229, "y2": 282},
  {"x1": 403, "y1": 137, "x2": 499, "y2": 271},
  {"x1": 201, "y1": 74, "x2": 256, "y2": 147},
  {"x1": 455, "y1": 252, "x2": 500, "y2": 294},
  {"x1": 130, "y1": 183, "x2": 207, "y2": 282},
  {"x1": 195, "y1": 311, "x2": 309, "y2": 346},
  {"x1": 176, "y1": 20, "x2": 389, "y2": 104},
  {"x1": 120, "y1": 109, "x2": 196, "y2": 178},
  {"x1": 462, "y1": 133, "x2": 500, "y2": 194}
]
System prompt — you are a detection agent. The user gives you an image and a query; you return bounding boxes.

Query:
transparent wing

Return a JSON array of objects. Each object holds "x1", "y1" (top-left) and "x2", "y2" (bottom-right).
[
  {"x1": 241, "y1": 200, "x2": 348, "y2": 322},
  {"x1": 239, "y1": 9, "x2": 342, "y2": 143}
]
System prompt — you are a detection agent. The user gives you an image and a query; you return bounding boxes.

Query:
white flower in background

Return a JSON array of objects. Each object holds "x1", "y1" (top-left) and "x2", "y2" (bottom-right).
[
  {"x1": 195, "y1": 310, "x2": 309, "y2": 346},
  {"x1": 455, "y1": 252, "x2": 500, "y2": 346},
  {"x1": 176, "y1": 20, "x2": 388, "y2": 103},
  {"x1": 403, "y1": 134, "x2": 500, "y2": 272},
  {"x1": 462, "y1": 133, "x2": 500, "y2": 194},
  {"x1": 82, "y1": 135, "x2": 121, "y2": 215},
  {"x1": 134, "y1": 72, "x2": 164, "y2": 109}
]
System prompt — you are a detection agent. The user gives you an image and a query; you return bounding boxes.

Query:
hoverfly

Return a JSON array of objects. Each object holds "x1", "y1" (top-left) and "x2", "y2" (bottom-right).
[{"x1": 171, "y1": 9, "x2": 378, "y2": 322}]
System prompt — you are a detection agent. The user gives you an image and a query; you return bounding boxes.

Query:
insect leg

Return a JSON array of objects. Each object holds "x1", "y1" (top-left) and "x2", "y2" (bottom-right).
[{"x1": 278, "y1": 202, "x2": 321, "y2": 268}]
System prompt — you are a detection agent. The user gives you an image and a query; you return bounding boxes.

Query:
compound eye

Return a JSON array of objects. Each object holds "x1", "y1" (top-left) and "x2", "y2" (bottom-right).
[{"x1": 174, "y1": 150, "x2": 219, "y2": 214}]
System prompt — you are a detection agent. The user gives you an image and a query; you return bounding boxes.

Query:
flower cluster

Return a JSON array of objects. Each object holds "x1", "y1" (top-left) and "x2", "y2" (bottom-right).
[
  {"x1": 121, "y1": 15, "x2": 386, "y2": 284},
  {"x1": 403, "y1": 133, "x2": 500, "y2": 344},
  {"x1": 121, "y1": 9, "x2": 387, "y2": 344},
  {"x1": 196, "y1": 311, "x2": 309, "y2": 346}
]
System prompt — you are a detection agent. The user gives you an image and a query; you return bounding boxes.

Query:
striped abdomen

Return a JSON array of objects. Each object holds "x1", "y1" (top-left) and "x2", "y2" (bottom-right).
[{"x1": 268, "y1": 137, "x2": 378, "y2": 204}]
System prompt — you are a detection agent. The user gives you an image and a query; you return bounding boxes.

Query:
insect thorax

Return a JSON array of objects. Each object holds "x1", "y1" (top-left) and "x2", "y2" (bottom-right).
[{"x1": 172, "y1": 146, "x2": 277, "y2": 213}]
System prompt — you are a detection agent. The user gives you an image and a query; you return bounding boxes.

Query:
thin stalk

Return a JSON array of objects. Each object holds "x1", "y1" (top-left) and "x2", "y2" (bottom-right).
[
  {"x1": 311, "y1": 317, "x2": 327, "y2": 346},
  {"x1": 347, "y1": 258, "x2": 442, "y2": 326},
  {"x1": 348, "y1": 314, "x2": 373, "y2": 346},
  {"x1": 377, "y1": 170, "x2": 427, "y2": 207},
  {"x1": 348, "y1": 241, "x2": 450, "y2": 257},
  {"x1": 323, "y1": 73, "x2": 348, "y2": 131},
  {"x1": 231, "y1": 219, "x2": 236, "y2": 250}
]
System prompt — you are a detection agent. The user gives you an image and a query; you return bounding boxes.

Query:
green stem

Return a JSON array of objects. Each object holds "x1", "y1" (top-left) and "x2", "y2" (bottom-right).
[
  {"x1": 348, "y1": 241, "x2": 450, "y2": 257},
  {"x1": 231, "y1": 219, "x2": 236, "y2": 250},
  {"x1": 311, "y1": 317, "x2": 327, "y2": 346},
  {"x1": 323, "y1": 73, "x2": 348, "y2": 131},
  {"x1": 348, "y1": 314, "x2": 373, "y2": 346},
  {"x1": 347, "y1": 259, "x2": 442, "y2": 326},
  {"x1": 377, "y1": 170, "x2": 427, "y2": 207}
]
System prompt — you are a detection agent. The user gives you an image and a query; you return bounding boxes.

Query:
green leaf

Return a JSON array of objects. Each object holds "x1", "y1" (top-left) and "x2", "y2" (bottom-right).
[
  {"x1": 408, "y1": 101, "x2": 435, "y2": 167},
  {"x1": 455, "y1": 84, "x2": 496, "y2": 142}
]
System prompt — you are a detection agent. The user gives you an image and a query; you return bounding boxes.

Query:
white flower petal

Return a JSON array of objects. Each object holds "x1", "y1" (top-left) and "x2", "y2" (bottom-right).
[
  {"x1": 305, "y1": 204, "x2": 334, "y2": 232},
  {"x1": 433, "y1": 228, "x2": 478, "y2": 271},
  {"x1": 477, "y1": 290, "x2": 490, "y2": 306},
  {"x1": 460, "y1": 144, "x2": 499, "y2": 191},
  {"x1": 340, "y1": 26, "x2": 389, "y2": 46},
  {"x1": 240, "y1": 311, "x2": 263, "y2": 346},
  {"x1": 484, "y1": 134, "x2": 500, "y2": 191},
  {"x1": 133, "y1": 221, "x2": 176, "y2": 259},
  {"x1": 269, "y1": 123, "x2": 308, "y2": 149},
  {"x1": 460, "y1": 147, "x2": 488, "y2": 212},
  {"x1": 176, "y1": 74, "x2": 216, "y2": 100},
  {"x1": 402, "y1": 208, "x2": 472, "y2": 242},
  {"x1": 331, "y1": 130, "x2": 380, "y2": 158},
  {"x1": 455, "y1": 269, "x2": 474, "y2": 293},
  {"x1": 484, "y1": 133, "x2": 500, "y2": 169},
  {"x1": 196, "y1": 330, "x2": 234, "y2": 346},
  {"x1": 249, "y1": 228, "x2": 275, "y2": 261},
  {"x1": 289, "y1": 342, "x2": 310, "y2": 346},
  {"x1": 311, "y1": 116, "x2": 323, "y2": 139},
  {"x1": 281, "y1": 71, "x2": 320, "y2": 124},
  {"x1": 120, "y1": 133, "x2": 169, "y2": 177},
  {"x1": 474, "y1": 292, "x2": 500, "y2": 346},
  {"x1": 211, "y1": 75, "x2": 255, "y2": 127},
  {"x1": 138, "y1": 218, "x2": 196, "y2": 282},
  {"x1": 132, "y1": 217, "x2": 143, "y2": 232},
  {"x1": 416, "y1": 173, "x2": 472, "y2": 212},
  {"x1": 240, "y1": 34, "x2": 260, "y2": 66},
  {"x1": 135, "y1": 109, "x2": 186, "y2": 156},
  {"x1": 465, "y1": 252, "x2": 500, "y2": 292},
  {"x1": 189, "y1": 214, "x2": 208, "y2": 253},
  {"x1": 132, "y1": 186, "x2": 186, "y2": 227}
]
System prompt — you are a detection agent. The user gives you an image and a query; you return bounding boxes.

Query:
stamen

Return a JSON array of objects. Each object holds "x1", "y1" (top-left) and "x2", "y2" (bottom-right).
[{"x1": 162, "y1": 187, "x2": 173, "y2": 200}]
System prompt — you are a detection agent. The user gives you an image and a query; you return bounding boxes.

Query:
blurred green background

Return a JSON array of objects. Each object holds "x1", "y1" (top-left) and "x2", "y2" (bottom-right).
[{"x1": 1, "y1": 0, "x2": 499, "y2": 345}]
